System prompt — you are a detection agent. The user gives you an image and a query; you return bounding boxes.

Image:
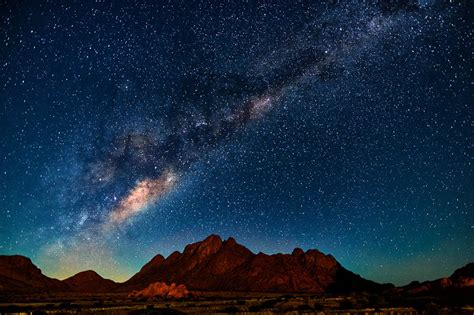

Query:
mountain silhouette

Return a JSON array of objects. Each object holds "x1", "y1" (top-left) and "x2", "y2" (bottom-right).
[
  {"x1": 0, "y1": 236, "x2": 472, "y2": 295},
  {"x1": 0, "y1": 255, "x2": 67, "y2": 292},
  {"x1": 120, "y1": 235, "x2": 391, "y2": 293},
  {"x1": 63, "y1": 270, "x2": 118, "y2": 292}
]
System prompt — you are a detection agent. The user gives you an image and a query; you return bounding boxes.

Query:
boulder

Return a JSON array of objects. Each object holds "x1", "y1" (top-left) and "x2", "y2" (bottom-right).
[{"x1": 128, "y1": 281, "x2": 189, "y2": 299}]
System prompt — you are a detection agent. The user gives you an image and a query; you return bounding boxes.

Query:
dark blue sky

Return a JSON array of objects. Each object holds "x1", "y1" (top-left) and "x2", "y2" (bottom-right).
[{"x1": 0, "y1": 1, "x2": 472, "y2": 285}]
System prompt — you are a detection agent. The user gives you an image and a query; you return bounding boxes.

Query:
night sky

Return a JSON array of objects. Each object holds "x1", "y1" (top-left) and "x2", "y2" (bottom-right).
[{"x1": 0, "y1": 1, "x2": 472, "y2": 286}]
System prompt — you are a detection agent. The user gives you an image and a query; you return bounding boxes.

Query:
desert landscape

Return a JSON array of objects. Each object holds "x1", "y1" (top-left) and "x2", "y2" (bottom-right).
[
  {"x1": 0, "y1": 235, "x2": 472, "y2": 314},
  {"x1": 1, "y1": 1, "x2": 472, "y2": 314}
]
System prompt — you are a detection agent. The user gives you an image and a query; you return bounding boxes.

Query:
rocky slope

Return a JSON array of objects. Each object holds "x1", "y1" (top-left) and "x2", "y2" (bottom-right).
[
  {"x1": 121, "y1": 235, "x2": 391, "y2": 293},
  {"x1": 393, "y1": 263, "x2": 474, "y2": 305},
  {"x1": 399, "y1": 262, "x2": 474, "y2": 295},
  {"x1": 0, "y1": 255, "x2": 67, "y2": 293},
  {"x1": 450, "y1": 263, "x2": 474, "y2": 287}
]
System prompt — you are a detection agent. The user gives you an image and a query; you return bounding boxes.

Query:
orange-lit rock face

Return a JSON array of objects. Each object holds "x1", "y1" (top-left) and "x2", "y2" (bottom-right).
[
  {"x1": 128, "y1": 281, "x2": 189, "y2": 299},
  {"x1": 105, "y1": 170, "x2": 177, "y2": 228}
]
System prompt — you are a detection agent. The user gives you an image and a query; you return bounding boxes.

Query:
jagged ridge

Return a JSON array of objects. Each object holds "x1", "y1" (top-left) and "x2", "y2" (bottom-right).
[
  {"x1": 120, "y1": 234, "x2": 391, "y2": 293},
  {"x1": 3, "y1": 236, "x2": 471, "y2": 295}
]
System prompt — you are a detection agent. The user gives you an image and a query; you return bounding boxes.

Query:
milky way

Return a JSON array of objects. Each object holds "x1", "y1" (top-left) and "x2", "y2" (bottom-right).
[
  {"x1": 105, "y1": 170, "x2": 177, "y2": 229},
  {"x1": 1, "y1": 1, "x2": 472, "y2": 284},
  {"x1": 82, "y1": 2, "x2": 399, "y2": 232}
]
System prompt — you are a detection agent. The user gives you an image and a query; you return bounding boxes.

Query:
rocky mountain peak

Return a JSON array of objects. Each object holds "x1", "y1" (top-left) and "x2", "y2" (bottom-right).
[{"x1": 292, "y1": 248, "x2": 305, "y2": 256}]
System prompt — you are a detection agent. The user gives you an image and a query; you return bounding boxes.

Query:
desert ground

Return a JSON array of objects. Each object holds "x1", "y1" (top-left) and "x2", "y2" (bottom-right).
[{"x1": 0, "y1": 291, "x2": 472, "y2": 315}]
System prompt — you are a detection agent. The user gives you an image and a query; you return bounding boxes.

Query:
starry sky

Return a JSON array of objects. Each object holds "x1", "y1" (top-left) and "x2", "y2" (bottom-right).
[{"x1": 0, "y1": 1, "x2": 472, "y2": 286}]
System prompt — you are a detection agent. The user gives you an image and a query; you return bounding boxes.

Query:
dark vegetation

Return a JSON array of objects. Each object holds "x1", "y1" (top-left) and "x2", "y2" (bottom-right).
[{"x1": 0, "y1": 290, "x2": 472, "y2": 314}]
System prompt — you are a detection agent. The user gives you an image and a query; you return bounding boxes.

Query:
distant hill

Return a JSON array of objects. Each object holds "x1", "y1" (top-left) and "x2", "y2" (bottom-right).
[
  {"x1": 399, "y1": 263, "x2": 474, "y2": 294},
  {"x1": 0, "y1": 255, "x2": 117, "y2": 294},
  {"x1": 63, "y1": 270, "x2": 118, "y2": 292}
]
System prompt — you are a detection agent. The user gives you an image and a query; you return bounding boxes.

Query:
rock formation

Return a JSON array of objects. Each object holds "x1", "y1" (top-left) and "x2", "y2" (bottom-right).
[
  {"x1": 128, "y1": 282, "x2": 189, "y2": 299},
  {"x1": 121, "y1": 234, "x2": 392, "y2": 293},
  {"x1": 399, "y1": 262, "x2": 474, "y2": 295}
]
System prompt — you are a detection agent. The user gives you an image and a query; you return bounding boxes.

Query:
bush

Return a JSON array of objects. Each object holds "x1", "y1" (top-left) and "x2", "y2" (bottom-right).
[
  {"x1": 313, "y1": 302, "x2": 324, "y2": 310},
  {"x1": 259, "y1": 298, "x2": 281, "y2": 309},
  {"x1": 340, "y1": 298, "x2": 353, "y2": 309},
  {"x1": 222, "y1": 306, "x2": 239, "y2": 313},
  {"x1": 413, "y1": 301, "x2": 441, "y2": 315},
  {"x1": 248, "y1": 305, "x2": 262, "y2": 312},
  {"x1": 59, "y1": 302, "x2": 71, "y2": 308},
  {"x1": 93, "y1": 300, "x2": 104, "y2": 307},
  {"x1": 297, "y1": 304, "x2": 312, "y2": 311}
]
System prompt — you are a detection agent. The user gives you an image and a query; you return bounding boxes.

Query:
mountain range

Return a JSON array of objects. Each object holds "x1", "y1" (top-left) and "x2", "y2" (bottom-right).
[{"x1": 0, "y1": 235, "x2": 472, "y2": 296}]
